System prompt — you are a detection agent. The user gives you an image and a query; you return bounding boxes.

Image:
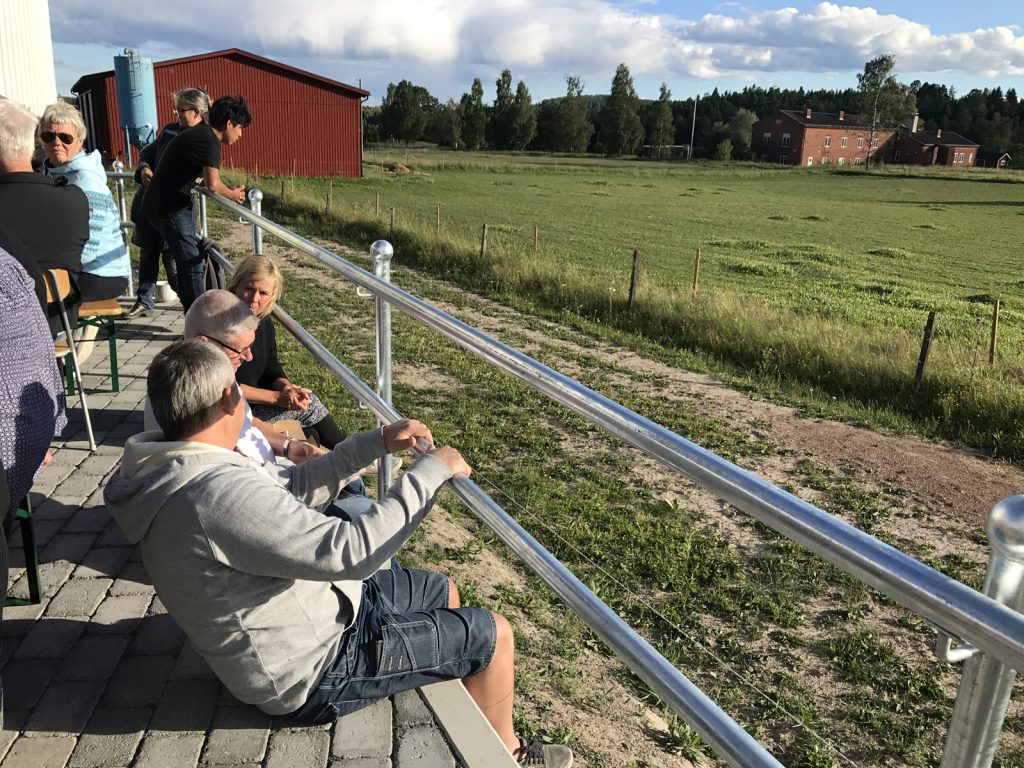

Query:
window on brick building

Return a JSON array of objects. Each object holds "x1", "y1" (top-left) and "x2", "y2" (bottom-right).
[
  {"x1": 857, "y1": 137, "x2": 865, "y2": 148},
  {"x1": 824, "y1": 136, "x2": 832, "y2": 147},
  {"x1": 763, "y1": 132, "x2": 771, "y2": 146},
  {"x1": 807, "y1": 157, "x2": 813, "y2": 166},
  {"x1": 838, "y1": 157, "x2": 845, "y2": 165},
  {"x1": 870, "y1": 138, "x2": 879, "y2": 148},
  {"x1": 841, "y1": 137, "x2": 848, "y2": 148},
  {"x1": 782, "y1": 133, "x2": 790, "y2": 147}
]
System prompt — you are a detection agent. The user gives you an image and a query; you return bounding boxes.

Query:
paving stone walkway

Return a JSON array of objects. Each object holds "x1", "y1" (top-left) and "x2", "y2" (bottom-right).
[{"x1": 1, "y1": 304, "x2": 486, "y2": 768}]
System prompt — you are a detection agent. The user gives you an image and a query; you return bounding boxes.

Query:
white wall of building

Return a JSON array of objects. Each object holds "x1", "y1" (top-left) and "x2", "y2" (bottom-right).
[{"x1": 0, "y1": 0, "x2": 58, "y2": 116}]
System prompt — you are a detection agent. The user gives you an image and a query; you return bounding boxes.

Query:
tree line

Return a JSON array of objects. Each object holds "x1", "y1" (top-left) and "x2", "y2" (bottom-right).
[{"x1": 365, "y1": 60, "x2": 1024, "y2": 160}]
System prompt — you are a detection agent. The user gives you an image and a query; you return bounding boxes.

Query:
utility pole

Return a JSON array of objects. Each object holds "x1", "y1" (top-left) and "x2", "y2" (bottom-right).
[{"x1": 688, "y1": 89, "x2": 698, "y2": 160}]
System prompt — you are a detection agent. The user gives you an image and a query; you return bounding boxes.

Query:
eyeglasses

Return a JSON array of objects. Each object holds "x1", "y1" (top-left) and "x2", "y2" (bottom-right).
[
  {"x1": 207, "y1": 335, "x2": 253, "y2": 357},
  {"x1": 40, "y1": 131, "x2": 77, "y2": 145},
  {"x1": 173, "y1": 107, "x2": 195, "y2": 116}
]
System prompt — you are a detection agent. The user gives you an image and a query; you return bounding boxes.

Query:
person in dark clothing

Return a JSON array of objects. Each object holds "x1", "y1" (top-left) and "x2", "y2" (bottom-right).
[
  {"x1": 0, "y1": 99, "x2": 88, "y2": 335},
  {"x1": 143, "y1": 95, "x2": 251, "y2": 312},
  {"x1": 126, "y1": 87, "x2": 212, "y2": 318},
  {"x1": 228, "y1": 255, "x2": 348, "y2": 449}
]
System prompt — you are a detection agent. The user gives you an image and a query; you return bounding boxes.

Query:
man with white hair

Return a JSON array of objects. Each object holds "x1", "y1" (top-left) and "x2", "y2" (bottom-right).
[{"x1": 0, "y1": 98, "x2": 88, "y2": 329}]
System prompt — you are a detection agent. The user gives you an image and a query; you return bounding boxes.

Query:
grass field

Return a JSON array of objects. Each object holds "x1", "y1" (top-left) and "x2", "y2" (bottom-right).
[{"x1": 243, "y1": 151, "x2": 1024, "y2": 459}]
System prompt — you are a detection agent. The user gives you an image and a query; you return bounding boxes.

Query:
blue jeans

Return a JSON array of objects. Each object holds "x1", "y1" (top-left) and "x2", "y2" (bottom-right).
[
  {"x1": 288, "y1": 564, "x2": 496, "y2": 724},
  {"x1": 153, "y1": 208, "x2": 203, "y2": 311}
]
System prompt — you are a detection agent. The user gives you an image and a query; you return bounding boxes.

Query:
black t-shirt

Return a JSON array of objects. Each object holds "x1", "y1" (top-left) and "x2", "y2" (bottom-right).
[
  {"x1": 235, "y1": 317, "x2": 288, "y2": 390},
  {"x1": 143, "y1": 122, "x2": 221, "y2": 219}
]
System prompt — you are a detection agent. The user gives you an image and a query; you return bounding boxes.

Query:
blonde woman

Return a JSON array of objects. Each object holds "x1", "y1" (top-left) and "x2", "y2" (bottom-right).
[{"x1": 227, "y1": 255, "x2": 347, "y2": 448}]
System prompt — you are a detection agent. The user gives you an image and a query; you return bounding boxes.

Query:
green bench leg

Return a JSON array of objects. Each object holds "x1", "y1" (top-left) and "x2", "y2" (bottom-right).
[{"x1": 5, "y1": 497, "x2": 40, "y2": 606}]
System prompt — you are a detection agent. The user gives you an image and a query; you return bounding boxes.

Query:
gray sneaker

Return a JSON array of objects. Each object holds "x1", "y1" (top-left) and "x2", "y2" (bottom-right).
[{"x1": 515, "y1": 740, "x2": 573, "y2": 768}]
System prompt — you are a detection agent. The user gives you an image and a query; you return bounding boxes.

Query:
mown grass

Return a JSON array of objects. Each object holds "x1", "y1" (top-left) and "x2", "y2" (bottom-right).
[
  {"x1": 198, "y1": 209, "x2": 1021, "y2": 767},
  {"x1": 233, "y1": 153, "x2": 1024, "y2": 460}
]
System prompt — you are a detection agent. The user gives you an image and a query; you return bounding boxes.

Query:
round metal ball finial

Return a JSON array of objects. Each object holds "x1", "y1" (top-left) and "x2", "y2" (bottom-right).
[
  {"x1": 248, "y1": 188, "x2": 264, "y2": 204},
  {"x1": 113, "y1": 160, "x2": 124, "y2": 171},
  {"x1": 988, "y1": 495, "x2": 1024, "y2": 560},
  {"x1": 370, "y1": 240, "x2": 394, "y2": 263}
]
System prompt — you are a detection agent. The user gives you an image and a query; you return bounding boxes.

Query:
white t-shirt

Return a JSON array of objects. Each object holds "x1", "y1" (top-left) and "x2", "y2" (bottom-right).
[{"x1": 143, "y1": 384, "x2": 276, "y2": 464}]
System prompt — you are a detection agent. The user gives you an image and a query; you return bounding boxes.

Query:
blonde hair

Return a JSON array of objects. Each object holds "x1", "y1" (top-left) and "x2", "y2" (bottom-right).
[
  {"x1": 174, "y1": 88, "x2": 211, "y2": 117},
  {"x1": 226, "y1": 256, "x2": 284, "y2": 319},
  {"x1": 0, "y1": 99, "x2": 38, "y2": 164},
  {"x1": 39, "y1": 101, "x2": 87, "y2": 142}
]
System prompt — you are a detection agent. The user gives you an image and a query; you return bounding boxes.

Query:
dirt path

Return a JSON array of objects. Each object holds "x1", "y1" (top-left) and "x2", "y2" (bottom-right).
[{"x1": 215, "y1": 220, "x2": 1024, "y2": 766}]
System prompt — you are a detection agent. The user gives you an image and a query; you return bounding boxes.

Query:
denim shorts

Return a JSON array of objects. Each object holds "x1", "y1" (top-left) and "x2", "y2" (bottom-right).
[{"x1": 288, "y1": 564, "x2": 497, "y2": 724}]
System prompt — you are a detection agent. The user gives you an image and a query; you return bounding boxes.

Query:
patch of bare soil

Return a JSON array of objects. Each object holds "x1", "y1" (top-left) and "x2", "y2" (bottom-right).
[{"x1": 216, "y1": 219, "x2": 1024, "y2": 766}]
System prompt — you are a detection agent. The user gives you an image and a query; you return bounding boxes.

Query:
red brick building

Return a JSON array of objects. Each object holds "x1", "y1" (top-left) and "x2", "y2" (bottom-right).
[
  {"x1": 892, "y1": 118, "x2": 978, "y2": 167},
  {"x1": 751, "y1": 109, "x2": 893, "y2": 167},
  {"x1": 71, "y1": 49, "x2": 369, "y2": 177}
]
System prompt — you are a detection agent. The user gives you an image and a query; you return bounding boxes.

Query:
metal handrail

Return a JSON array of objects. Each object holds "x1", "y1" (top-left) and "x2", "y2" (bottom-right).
[
  {"x1": 197, "y1": 187, "x2": 1024, "y2": 677},
  {"x1": 202, "y1": 203, "x2": 783, "y2": 768}
]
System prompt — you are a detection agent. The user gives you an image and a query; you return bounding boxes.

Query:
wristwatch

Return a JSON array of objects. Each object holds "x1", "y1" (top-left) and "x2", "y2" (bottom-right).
[{"x1": 281, "y1": 437, "x2": 293, "y2": 458}]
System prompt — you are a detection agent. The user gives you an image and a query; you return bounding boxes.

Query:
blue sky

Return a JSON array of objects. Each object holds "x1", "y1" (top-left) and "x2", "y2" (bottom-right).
[{"x1": 50, "y1": 1, "x2": 1024, "y2": 105}]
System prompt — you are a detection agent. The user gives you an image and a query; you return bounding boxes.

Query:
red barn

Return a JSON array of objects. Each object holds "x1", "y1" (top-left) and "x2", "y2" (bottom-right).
[{"x1": 71, "y1": 48, "x2": 368, "y2": 177}]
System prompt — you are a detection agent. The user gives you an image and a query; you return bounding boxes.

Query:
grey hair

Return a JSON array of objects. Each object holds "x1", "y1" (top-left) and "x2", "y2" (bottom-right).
[
  {"x1": 174, "y1": 88, "x2": 211, "y2": 117},
  {"x1": 39, "y1": 101, "x2": 87, "y2": 142},
  {"x1": 0, "y1": 99, "x2": 39, "y2": 165},
  {"x1": 148, "y1": 340, "x2": 235, "y2": 440},
  {"x1": 183, "y1": 289, "x2": 259, "y2": 340}
]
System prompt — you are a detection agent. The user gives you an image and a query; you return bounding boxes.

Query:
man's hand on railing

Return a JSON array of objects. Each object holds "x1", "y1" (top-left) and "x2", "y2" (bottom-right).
[
  {"x1": 428, "y1": 446, "x2": 472, "y2": 478},
  {"x1": 383, "y1": 419, "x2": 433, "y2": 453},
  {"x1": 228, "y1": 185, "x2": 246, "y2": 204}
]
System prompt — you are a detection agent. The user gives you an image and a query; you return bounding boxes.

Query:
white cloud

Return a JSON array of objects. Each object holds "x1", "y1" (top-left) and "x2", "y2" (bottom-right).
[{"x1": 48, "y1": 0, "x2": 1024, "y2": 87}]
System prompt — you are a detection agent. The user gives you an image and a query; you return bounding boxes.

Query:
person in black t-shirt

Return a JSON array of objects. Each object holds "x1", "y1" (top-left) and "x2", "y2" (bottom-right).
[{"x1": 143, "y1": 95, "x2": 251, "y2": 311}]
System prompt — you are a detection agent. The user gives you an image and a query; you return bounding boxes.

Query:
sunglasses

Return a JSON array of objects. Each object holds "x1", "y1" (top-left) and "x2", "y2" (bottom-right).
[{"x1": 40, "y1": 130, "x2": 77, "y2": 145}]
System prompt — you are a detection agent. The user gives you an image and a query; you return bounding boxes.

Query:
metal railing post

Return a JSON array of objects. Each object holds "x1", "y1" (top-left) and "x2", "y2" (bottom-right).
[
  {"x1": 111, "y1": 160, "x2": 133, "y2": 296},
  {"x1": 248, "y1": 189, "x2": 264, "y2": 255},
  {"x1": 370, "y1": 240, "x2": 394, "y2": 497},
  {"x1": 198, "y1": 189, "x2": 208, "y2": 239},
  {"x1": 941, "y1": 496, "x2": 1024, "y2": 768}
]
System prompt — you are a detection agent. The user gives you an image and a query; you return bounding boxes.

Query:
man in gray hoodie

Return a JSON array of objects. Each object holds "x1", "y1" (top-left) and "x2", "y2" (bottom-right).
[{"x1": 104, "y1": 340, "x2": 572, "y2": 767}]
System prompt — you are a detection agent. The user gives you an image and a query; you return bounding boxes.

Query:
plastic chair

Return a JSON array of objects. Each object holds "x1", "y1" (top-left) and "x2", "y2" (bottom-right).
[{"x1": 45, "y1": 269, "x2": 96, "y2": 451}]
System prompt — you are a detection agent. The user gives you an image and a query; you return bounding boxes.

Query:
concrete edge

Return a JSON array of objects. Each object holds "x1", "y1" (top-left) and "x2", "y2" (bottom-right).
[{"x1": 420, "y1": 680, "x2": 518, "y2": 768}]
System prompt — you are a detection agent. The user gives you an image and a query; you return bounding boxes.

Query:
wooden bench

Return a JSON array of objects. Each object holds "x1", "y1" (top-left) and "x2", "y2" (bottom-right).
[{"x1": 65, "y1": 298, "x2": 123, "y2": 395}]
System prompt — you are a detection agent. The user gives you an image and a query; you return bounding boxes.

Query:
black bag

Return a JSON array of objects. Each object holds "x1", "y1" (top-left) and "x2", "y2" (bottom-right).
[{"x1": 199, "y1": 237, "x2": 227, "y2": 291}]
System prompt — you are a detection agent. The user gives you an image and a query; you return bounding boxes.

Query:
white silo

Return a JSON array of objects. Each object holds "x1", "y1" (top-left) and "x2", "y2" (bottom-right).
[{"x1": 0, "y1": 0, "x2": 59, "y2": 116}]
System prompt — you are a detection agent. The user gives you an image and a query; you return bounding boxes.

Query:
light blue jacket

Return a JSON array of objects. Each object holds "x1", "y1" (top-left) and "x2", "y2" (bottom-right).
[{"x1": 47, "y1": 149, "x2": 130, "y2": 278}]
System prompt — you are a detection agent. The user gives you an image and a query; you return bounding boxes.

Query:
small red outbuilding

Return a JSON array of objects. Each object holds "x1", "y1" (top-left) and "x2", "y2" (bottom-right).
[{"x1": 71, "y1": 48, "x2": 368, "y2": 177}]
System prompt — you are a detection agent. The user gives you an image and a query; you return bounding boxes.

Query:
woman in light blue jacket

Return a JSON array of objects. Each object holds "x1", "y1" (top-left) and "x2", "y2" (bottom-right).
[{"x1": 39, "y1": 101, "x2": 130, "y2": 301}]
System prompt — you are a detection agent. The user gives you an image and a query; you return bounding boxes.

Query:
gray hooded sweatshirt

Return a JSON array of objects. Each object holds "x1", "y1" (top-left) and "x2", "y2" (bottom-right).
[{"x1": 103, "y1": 429, "x2": 453, "y2": 714}]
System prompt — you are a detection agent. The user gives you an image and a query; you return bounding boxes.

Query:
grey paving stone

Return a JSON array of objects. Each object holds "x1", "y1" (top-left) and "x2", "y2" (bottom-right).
[
  {"x1": 0, "y1": 735, "x2": 76, "y2": 768},
  {"x1": 108, "y1": 562, "x2": 153, "y2": 596},
  {"x1": 86, "y1": 593, "x2": 151, "y2": 635},
  {"x1": 37, "y1": 560, "x2": 78, "y2": 599},
  {"x1": 53, "y1": 471, "x2": 105, "y2": 499},
  {"x1": 395, "y1": 724, "x2": 456, "y2": 768},
  {"x1": 73, "y1": 547, "x2": 133, "y2": 580},
  {"x1": 201, "y1": 706, "x2": 272, "y2": 764},
  {"x1": 56, "y1": 635, "x2": 130, "y2": 682},
  {"x1": 31, "y1": 519, "x2": 65, "y2": 550},
  {"x1": 25, "y1": 678, "x2": 107, "y2": 735},
  {"x1": 332, "y1": 698, "x2": 392, "y2": 758},
  {"x1": 394, "y1": 689, "x2": 433, "y2": 726},
  {"x1": 45, "y1": 578, "x2": 112, "y2": 618},
  {"x1": 64, "y1": 506, "x2": 113, "y2": 534},
  {"x1": 0, "y1": 636, "x2": 19, "y2": 669},
  {"x1": 265, "y1": 728, "x2": 329, "y2": 768},
  {"x1": 126, "y1": 613, "x2": 184, "y2": 656},
  {"x1": 95, "y1": 522, "x2": 131, "y2": 549},
  {"x1": 133, "y1": 732, "x2": 204, "y2": 768},
  {"x1": 41, "y1": 533, "x2": 98, "y2": 565},
  {"x1": 145, "y1": 596, "x2": 166, "y2": 615},
  {"x1": 77, "y1": 454, "x2": 122, "y2": 477},
  {"x1": 169, "y1": 643, "x2": 216, "y2": 681},
  {"x1": 69, "y1": 707, "x2": 150, "y2": 768},
  {"x1": 32, "y1": 498, "x2": 81, "y2": 523},
  {"x1": 101, "y1": 654, "x2": 175, "y2": 708},
  {"x1": 0, "y1": 709, "x2": 27, "y2": 760},
  {"x1": 333, "y1": 759, "x2": 389, "y2": 768},
  {"x1": 13, "y1": 616, "x2": 87, "y2": 659},
  {"x1": 148, "y1": 679, "x2": 221, "y2": 732},
  {"x1": 1, "y1": 600, "x2": 48, "y2": 635}
]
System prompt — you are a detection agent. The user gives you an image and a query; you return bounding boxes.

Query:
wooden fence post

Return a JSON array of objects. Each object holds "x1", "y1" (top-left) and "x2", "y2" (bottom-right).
[
  {"x1": 390, "y1": 208, "x2": 395, "y2": 240},
  {"x1": 376, "y1": 192, "x2": 380, "y2": 217},
  {"x1": 534, "y1": 226, "x2": 539, "y2": 257},
  {"x1": 480, "y1": 223, "x2": 489, "y2": 258},
  {"x1": 325, "y1": 180, "x2": 333, "y2": 214},
  {"x1": 628, "y1": 249, "x2": 640, "y2": 307},
  {"x1": 915, "y1": 311, "x2": 938, "y2": 386},
  {"x1": 692, "y1": 248, "x2": 702, "y2": 294},
  {"x1": 279, "y1": 178, "x2": 285, "y2": 199},
  {"x1": 436, "y1": 204, "x2": 441, "y2": 236},
  {"x1": 990, "y1": 299, "x2": 1001, "y2": 366}
]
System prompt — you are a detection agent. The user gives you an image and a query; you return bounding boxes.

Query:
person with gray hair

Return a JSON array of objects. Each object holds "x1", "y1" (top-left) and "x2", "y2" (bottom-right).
[
  {"x1": 144, "y1": 290, "x2": 321, "y2": 466},
  {"x1": 0, "y1": 98, "x2": 88, "y2": 331},
  {"x1": 127, "y1": 88, "x2": 213, "y2": 318},
  {"x1": 105, "y1": 339, "x2": 573, "y2": 768},
  {"x1": 39, "y1": 101, "x2": 130, "y2": 302}
]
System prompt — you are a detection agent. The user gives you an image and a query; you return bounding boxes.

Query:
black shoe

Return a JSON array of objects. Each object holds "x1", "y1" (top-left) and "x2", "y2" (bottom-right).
[{"x1": 125, "y1": 302, "x2": 150, "y2": 319}]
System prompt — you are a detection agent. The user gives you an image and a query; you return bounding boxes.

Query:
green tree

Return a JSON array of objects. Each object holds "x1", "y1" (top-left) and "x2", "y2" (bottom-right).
[
  {"x1": 714, "y1": 137, "x2": 733, "y2": 162},
  {"x1": 433, "y1": 99, "x2": 463, "y2": 148},
  {"x1": 556, "y1": 75, "x2": 593, "y2": 154},
  {"x1": 646, "y1": 83, "x2": 674, "y2": 155},
  {"x1": 510, "y1": 81, "x2": 537, "y2": 150},
  {"x1": 599, "y1": 63, "x2": 644, "y2": 155},
  {"x1": 728, "y1": 108, "x2": 758, "y2": 159},
  {"x1": 490, "y1": 69, "x2": 515, "y2": 149},
  {"x1": 460, "y1": 78, "x2": 487, "y2": 150},
  {"x1": 379, "y1": 80, "x2": 437, "y2": 145},
  {"x1": 857, "y1": 54, "x2": 916, "y2": 165}
]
